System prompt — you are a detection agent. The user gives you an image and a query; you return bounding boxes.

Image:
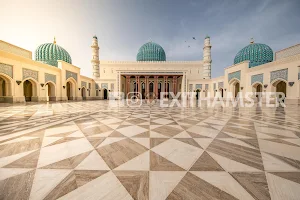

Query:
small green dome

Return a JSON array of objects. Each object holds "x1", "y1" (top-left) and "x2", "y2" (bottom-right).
[
  {"x1": 234, "y1": 42, "x2": 273, "y2": 68},
  {"x1": 35, "y1": 42, "x2": 72, "y2": 67},
  {"x1": 137, "y1": 42, "x2": 166, "y2": 61}
]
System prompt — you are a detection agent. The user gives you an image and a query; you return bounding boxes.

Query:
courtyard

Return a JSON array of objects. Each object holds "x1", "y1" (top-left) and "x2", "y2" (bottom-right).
[{"x1": 0, "y1": 100, "x2": 300, "y2": 200}]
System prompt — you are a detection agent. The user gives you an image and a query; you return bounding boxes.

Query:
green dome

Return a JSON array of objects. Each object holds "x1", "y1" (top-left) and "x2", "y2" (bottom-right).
[
  {"x1": 35, "y1": 42, "x2": 72, "y2": 67},
  {"x1": 137, "y1": 42, "x2": 166, "y2": 61},
  {"x1": 234, "y1": 42, "x2": 273, "y2": 68}
]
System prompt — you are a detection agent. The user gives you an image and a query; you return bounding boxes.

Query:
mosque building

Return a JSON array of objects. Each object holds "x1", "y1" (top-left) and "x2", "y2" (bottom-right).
[{"x1": 0, "y1": 35, "x2": 300, "y2": 104}]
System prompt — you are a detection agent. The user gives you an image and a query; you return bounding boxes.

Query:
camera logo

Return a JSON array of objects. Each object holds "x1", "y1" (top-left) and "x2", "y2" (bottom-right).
[{"x1": 127, "y1": 92, "x2": 142, "y2": 107}]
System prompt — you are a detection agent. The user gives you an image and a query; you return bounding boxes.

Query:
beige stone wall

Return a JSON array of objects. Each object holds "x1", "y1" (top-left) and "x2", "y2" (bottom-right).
[
  {"x1": 0, "y1": 40, "x2": 32, "y2": 59},
  {"x1": 275, "y1": 44, "x2": 300, "y2": 60}
]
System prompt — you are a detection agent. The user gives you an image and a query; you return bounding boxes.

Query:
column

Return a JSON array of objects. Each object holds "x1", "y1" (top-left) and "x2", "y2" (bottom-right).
[
  {"x1": 145, "y1": 76, "x2": 149, "y2": 97},
  {"x1": 173, "y1": 76, "x2": 177, "y2": 96},
  {"x1": 154, "y1": 76, "x2": 158, "y2": 98},
  {"x1": 164, "y1": 76, "x2": 168, "y2": 98},
  {"x1": 126, "y1": 75, "x2": 130, "y2": 98}
]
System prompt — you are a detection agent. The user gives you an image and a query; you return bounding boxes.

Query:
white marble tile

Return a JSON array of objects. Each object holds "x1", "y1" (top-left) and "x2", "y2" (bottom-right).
[
  {"x1": 76, "y1": 150, "x2": 110, "y2": 170},
  {"x1": 117, "y1": 125, "x2": 148, "y2": 137},
  {"x1": 149, "y1": 171, "x2": 186, "y2": 200},
  {"x1": 114, "y1": 151, "x2": 149, "y2": 171},
  {"x1": 58, "y1": 171, "x2": 133, "y2": 200},
  {"x1": 30, "y1": 169, "x2": 72, "y2": 200},
  {"x1": 37, "y1": 138, "x2": 94, "y2": 168},
  {"x1": 192, "y1": 171, "x2": 255, "y2": 200},
  {"x1": 152, "y1": 138, "x2": 203, "y2": 170}
]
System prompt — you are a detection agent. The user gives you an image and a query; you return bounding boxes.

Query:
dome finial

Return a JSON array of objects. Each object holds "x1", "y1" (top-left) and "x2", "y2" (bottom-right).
[
  {"x1": 53, "y1": 37, "x2": 56, "y2": 44},
  {"x1": 250, "y1": 38, "x2": 254, "y2": 44}
]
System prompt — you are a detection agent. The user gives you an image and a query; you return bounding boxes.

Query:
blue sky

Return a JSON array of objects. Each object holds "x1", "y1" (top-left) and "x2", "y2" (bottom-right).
[{"x1": 1, "y1": 0, "x2": 300, "y2": 78}]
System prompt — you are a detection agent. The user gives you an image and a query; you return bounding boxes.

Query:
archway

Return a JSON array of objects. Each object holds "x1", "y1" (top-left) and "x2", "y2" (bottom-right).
[
  {"x1": 273, "y1": 80, "x2": 287, "y2": 101},
  {"x1": 234, "y1": 82, "x2": 240, "y2": 98},
  {"x1": 81, "y1": 87, "x2": 86, "y2": 100},
  {"x1": 252, "y1": 83, "x2": 262, "y2": 101},
  {"x1": 103, "y1": 88, "x2": 108, "y2": 100},
  {"x1": 66, "y1": 78, "x2": 76, "y2": 100},
  {"x1": 219, "y1": 88, "x2": 224, "y2": 98},
  {"x1": 196, "y1": 89, "x2": 200, "y2": 100},
  {"x1": 158, "y1": 82, "x2": 162, "y2": 99},
  {"x1": 141, "y1": 82, "x2": 145, "y2": 99},
  {"x1": 46, "y1": 82, "x2": 56, "y2": 101},
  {"x1": 0, "y1": 74, "x2": 13, "y2": 103},
  {"x1": 149, "y1": 82, "x2": 154, "y2": 99},
  {"x1": 23, "y1": 79, "x2": 37, "y2": 102}
]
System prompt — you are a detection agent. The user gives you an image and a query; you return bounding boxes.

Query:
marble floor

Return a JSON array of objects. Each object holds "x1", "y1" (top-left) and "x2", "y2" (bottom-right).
[{"x1": 0, "y1": 101, "x2": 300, "y2": 200}]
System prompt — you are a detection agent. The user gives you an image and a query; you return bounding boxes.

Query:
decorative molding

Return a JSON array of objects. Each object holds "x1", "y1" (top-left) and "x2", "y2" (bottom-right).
[
  {"x1": 195, "y1": 84, "x2": 202, "y2": 89},
  {"x1": 228, "y1": 70, "x2": 241, "y2": 82},
  {"x1": 0, "y1": 63, "x2": 13, "y2": 78},
  {"x1": 251, "y1": 73, "x2": 264, "y2": 85},
  {"x1": 66, "y1": 70, "x2": 77, "y2": 81},
  {"x1": 101, "y1": 83, "x2": 108, "y2": 89},
  {"x1": 45, "y1": 73, "x2": 56, "y2": 84},
  {"x1": 81, "y1": 81, "x2": 87, "y2": 88},
  {"x1": 23, "y1": 68, "x2": 38, "y2": 81},
  {"x1": 270, "y1": 68, "x2": 288, "y2": 83},
  {"x1": 218, "y1": 82, "x2": 224, "y2": 89}
]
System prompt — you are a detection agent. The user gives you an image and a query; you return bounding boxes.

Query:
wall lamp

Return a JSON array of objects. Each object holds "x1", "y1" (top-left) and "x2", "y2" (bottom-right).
[{"x1": 16, "y1": 80, "x2": 22, "y2": 85}]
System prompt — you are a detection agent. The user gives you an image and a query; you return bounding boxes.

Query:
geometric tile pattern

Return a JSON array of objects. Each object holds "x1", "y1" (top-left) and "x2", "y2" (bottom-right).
[{"x1": 1, "y1": 101, "x2": 300, "y2": 199}]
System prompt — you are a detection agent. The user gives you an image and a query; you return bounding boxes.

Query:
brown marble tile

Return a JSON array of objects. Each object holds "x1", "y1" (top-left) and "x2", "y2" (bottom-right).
[
  {"x1": 150, "y1": 138, "x2": 168, "y2": 148},
  {"x1": 270, "y1": 172, "x2": 300, "y2": 184},
  {"x1": 216, "y1": 132, "x2": 233, "y2": 138},
  {"x1": 152, "y1": 126, "x2": 182, "y2": 137},
  {"x1": 4, "y1": 150, "x2": 40, "y2": 168},
  {"x1": 41, "y1": 151, "x2": 91, "y2": 169},
  {"x1": 262, "y1": 138, "x2": 300, "y2": 147},
  {"x1": 267, "y1": 153, "x2": 300, "y2": 170},
  {"x1": 190, "y1": 152, "x2": 224, "y2": 171},
  {"x1": 134, "y1": 131, "x2": 150, "y2": 138},
  {"x1": 0, "y1": 170, "x2": 35, "y2": 200},
  {"x1": 231, "y1": 172, "x2": 271, "y2": 200},
  {"x1": 97, "y1": 138, "x2": 148, "y2": 169},
  {"x1": 222, "y1": 126, "x2": 257, "y2": 138},
  {"x1": 74, "y1": 170, "x2": 109, "y2": 187},
  {"x1": 87, "y1": 137, "x2": 105, "y2": 148},
  {"x1": 239, "y1": 138, "x2": 260, "y2": 149},
  {"x1": 175, "y1": 138, "x2": 202, "y2": 148},
  {"x1": 207, "y1": 139, "x2": 264, "y2": 171},
  {"x1": 44, "y1": 171, "x2": 77, "y2": 200},
  {"x1": 114, "y1": 171, "x2": 149, "y2": 200},
  {"x1": 109, "y1": 131, "x2": 125, "y2": 137},
  {"x1": 150, "y1": 151, "x2": 184, "y2": 171},
  {"x1": 167, "y1": 172, "x2": 238, "y2": 200},
  {"x1": 0, "y1": 137, "x2": 42, "y2": 158}
]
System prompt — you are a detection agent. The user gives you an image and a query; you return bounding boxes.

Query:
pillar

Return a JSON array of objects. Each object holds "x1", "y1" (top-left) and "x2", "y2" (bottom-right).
[
  {"x1": 126, "y1": 75, "x2": 130, "y2": 98},
  {"x1": 145, "y1": 76, "x2": 149, "y2": 97},
  {"x1": 154, "y1": 76, "x2": 158, "y2": 98}
]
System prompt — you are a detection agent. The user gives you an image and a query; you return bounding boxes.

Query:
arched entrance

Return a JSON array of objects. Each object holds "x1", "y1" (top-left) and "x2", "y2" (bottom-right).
[
  {"x1": 141, "y1": 82, "x2": 145, "y2": 99},
  {"x1": 234, "y1": 82, "x2": 240, "y2": 98},
  {"x1": 158, "y1": 82, "x2": 162, "y2": 99},
  {"x1": 273, "y1": 80, "x2": 287, "y2": 102},
  {"x1": 103, "y1": 88, "x2": 108, "y2": 100},
  {"x1": 219, "y1": 88, "x2": 224, "y2": 97},
  {"x1": 149, "y1": 82, "x2": 154, "y2": 98},
  {"x1": 252, "y1": 83, "x2": 262, "y2": 101},
  {"x1": 196, "y1": 89, "x2": 200, "y2": 100},
  {"x1": 66, "y1": 78, "x2": 76, "y2": 100},
  {"x1": 46, "y1": 82, "x2": 56, "y2": 101},
  {"x1": 81, "y1": 87, "x2": 86, "y2": 100},
  {"x1": 0, "y1": 74, "x2": 12, "y2": 103},
  {"x1": 23, "y1": 79, "x2": 37, "y2": 102}
]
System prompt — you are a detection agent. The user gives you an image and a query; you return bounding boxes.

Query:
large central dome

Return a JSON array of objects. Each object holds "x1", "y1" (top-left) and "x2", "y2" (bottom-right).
[
  {"x1": 137, "y1": 42, "x2": 166, "y2": 61},
  {"x1": 234, "y1": 41, "x2": 273, "y2": 68},
  {"x1": 35, "y1": 39, "x2": 72, "y2": 67}
]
